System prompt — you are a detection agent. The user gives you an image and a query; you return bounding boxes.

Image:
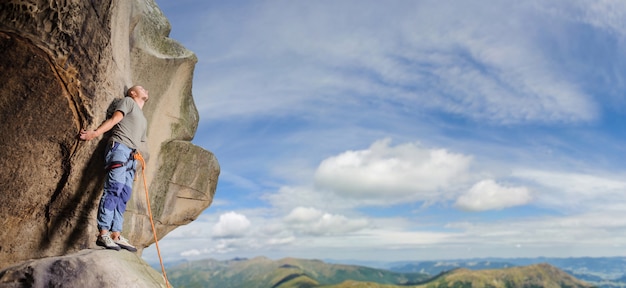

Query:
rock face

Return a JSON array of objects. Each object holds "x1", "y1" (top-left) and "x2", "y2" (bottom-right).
[
  {"x1": 0, "y1": 249, "x2": 168, "y2": 288},
  {"x1": 0, "y1": 0, "x2": 219, "y2": 274}
]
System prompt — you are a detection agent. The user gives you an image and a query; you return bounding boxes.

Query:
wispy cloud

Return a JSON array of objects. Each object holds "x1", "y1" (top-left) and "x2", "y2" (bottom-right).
[
  {"x1": 512, "y1": 169, "x2": 626, "y2": 211},
  {"x1": 192, "y1": 0, "x2": 601, "y2": 125}
]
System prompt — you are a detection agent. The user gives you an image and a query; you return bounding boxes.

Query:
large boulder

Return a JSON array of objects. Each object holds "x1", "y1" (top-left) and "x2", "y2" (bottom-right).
[
  {"x1": 0, "y1": 0, "x2": 219, "y2": 271},
  {"x1": 0, "y1": 249, "x2": 168, "y2": 288}
]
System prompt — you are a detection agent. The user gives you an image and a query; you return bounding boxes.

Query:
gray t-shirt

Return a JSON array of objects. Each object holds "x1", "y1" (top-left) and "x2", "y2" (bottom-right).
[{"x1": 109, "y1": 97, "x2": 147, "y2": 150}]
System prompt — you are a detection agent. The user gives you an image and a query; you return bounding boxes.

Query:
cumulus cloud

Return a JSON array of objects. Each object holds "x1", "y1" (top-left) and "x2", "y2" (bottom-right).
[
  {"x1": 212, "y1": 212, "x2": 251, "y2": 238},
  {"x1": 454, "y1": 179, "x2": 532, "y2": 211},
  {"x1": 284, "y1": 207, "x2": 369, "y2": 236},
  {"x1": 314, "y1": 139, "x2": 472, "y2": 203}
]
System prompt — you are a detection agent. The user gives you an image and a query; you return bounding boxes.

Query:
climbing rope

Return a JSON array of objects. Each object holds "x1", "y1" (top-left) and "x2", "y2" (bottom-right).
[{"x1": 134, "y1": 151, "x2": 171, "y2": 288}]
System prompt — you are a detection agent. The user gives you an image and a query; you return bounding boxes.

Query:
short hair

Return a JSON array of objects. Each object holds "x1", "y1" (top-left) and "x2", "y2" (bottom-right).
[{"x1": 126, "y1": 85, "x2": 138, "y2": 97}]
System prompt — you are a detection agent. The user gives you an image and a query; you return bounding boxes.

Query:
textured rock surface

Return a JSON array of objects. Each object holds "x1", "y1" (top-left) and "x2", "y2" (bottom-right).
[
  {"x1": 0, "y1": 249, "x2": 168, "y2": 288},
  {"x1": 0, "y1": 0, "x2": 219, "y2": 272}
]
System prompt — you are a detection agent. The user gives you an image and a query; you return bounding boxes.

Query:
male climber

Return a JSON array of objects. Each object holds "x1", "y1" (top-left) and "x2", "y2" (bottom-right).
[{"x1": 79, "y1": 85, "x2": 149, "y2": 251}]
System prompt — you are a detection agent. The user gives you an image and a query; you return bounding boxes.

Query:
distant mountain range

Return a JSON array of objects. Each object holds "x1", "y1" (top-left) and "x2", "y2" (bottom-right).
[
  {"x1": 383, "y1": 257, "x2": 626, "y2": 288},
  {"x1": 163, "y1": 257, "x2": 596, "y2": 288},
  {"x1": 166, "y1": 257, "x2": 429, "y2": 288}
]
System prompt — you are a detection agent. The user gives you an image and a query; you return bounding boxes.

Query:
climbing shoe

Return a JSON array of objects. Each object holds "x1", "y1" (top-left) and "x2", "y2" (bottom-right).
[
  {"x1": 96, "y1": 233, "x2": 121, "y2": 251},
  {"x1": 114, "y1": 235, "x2": 137, "y2": 252}
]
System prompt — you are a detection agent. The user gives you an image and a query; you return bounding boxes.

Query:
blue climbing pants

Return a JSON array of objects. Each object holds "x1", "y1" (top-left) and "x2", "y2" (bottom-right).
[{"x1": 97, "y1": 142, "x2": 136, "y2": 232}]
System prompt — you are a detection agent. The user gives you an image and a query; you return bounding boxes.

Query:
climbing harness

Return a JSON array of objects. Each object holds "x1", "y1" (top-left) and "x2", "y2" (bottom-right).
[
  {"x1": 104, "y1": 142, "x2": 136, "y2": 171},
  {"x1": 134, "y1": 151, "x2": 171, "y2": 288}
]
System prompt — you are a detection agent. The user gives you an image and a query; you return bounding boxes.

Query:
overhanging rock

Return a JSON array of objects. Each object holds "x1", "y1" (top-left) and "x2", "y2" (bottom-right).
[{"x1": 0, "y1": 0, "x2": 219, "y2": 270}]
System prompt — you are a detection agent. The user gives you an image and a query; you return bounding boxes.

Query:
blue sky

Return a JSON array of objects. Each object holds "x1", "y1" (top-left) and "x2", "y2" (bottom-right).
[{"x1": 144, "y1": 0, "x2": 626, "y2": 264}]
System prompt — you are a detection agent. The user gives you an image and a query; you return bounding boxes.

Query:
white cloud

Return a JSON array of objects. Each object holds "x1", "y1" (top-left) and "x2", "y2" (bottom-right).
[
  {"x1": 512, "y1": 169, "x2": 626, "y2": 211},
  {"x1": 284, "y1": 207, "x2": 324, "y2": 223},
  {"x1": 264, "y1": 186, "x2": 348, "y2": 212},
  {"x1": 150, "y1": 142, "x2": 626, "y2": 263},
  {"x1": 314, "y1": 139, "x2": 472, "y2": 204},
  {"x1": 212, "y1": 212, "x2": 251, "y2": 238},
  {"x1": 446, "y1": 209, "x2": 626, "y2": 248},
  {"x1": 180, "y1": 249, "x2": 202, "y2": 257},
  {"x1": 454, "y1": 179, "x2": 533, "y2": 211},
  {"x1": 284, "y1": 207, "x2": 369, "y2": 236},
  {"x1": 266, "y1": 236, "x2": 295, "y2": 246}
]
